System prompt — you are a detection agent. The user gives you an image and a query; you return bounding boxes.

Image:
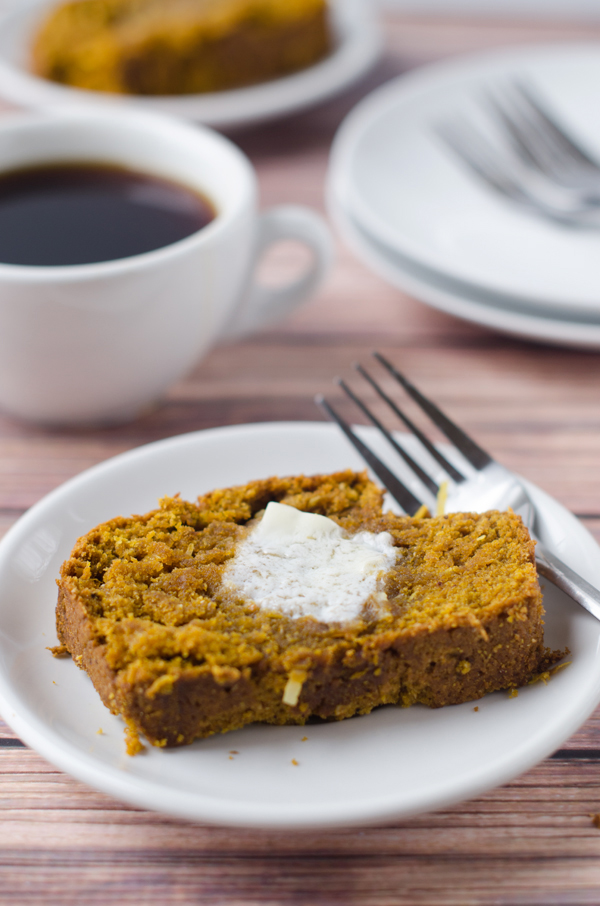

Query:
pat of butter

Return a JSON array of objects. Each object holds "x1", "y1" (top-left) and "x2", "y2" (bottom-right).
[
  {"x1": 255, "y1": 501, "x2": 343, "y2": 542},
  {"x1": 223, "y1": 503, "x2": 397, "y2": 623}
]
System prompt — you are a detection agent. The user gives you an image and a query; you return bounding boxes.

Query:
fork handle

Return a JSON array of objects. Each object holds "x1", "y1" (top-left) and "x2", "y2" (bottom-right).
[{"x1": 535, "y1": 542, "x2": 600, "y2": 622}]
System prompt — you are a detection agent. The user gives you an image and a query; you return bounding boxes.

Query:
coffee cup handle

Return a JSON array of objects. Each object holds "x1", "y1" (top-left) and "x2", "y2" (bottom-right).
[{"x1": 221, "y1": 205, "x2": 333, "y2": 340}]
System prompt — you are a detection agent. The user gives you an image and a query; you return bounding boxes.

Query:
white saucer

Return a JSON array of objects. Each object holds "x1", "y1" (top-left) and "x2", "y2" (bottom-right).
[
  {"x1": 327, "y1": 190, "x2": 600, "y2": 349},
  {"x1": 329, "y1": 43, "x2": 600, "y2": 316},
  {"x1": 0, "y1": 0, "x2": 380, "y2": 128},
  {"x1": 0, "y1": 422, "x2": 598, "y2": 829}
]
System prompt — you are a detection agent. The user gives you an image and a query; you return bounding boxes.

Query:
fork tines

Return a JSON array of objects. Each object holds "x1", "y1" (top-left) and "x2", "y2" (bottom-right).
[
  {"x1": 316, "y1": 353, "x2": 494, "y2": 515},
  {"x1": 315, "y1": 393, "x2": 423, "y2": 516},
  {"x1": 373, "y1": 353, "x2": 492, "y2": 470},
  {"x1": 500, "y1": 82, "x2": 600, "y2": 181},
  {"x1": 436, "y1": 81, "x2": 600, "y2": 227}
]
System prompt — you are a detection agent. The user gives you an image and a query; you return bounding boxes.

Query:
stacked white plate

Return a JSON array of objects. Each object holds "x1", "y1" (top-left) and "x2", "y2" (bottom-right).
[{"x1": 327, "y1": 44, "x2": 600, "y2": 348}]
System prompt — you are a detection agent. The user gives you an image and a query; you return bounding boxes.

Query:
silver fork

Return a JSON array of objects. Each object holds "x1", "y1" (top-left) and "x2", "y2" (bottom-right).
[
  {"x1": 436, "y1": 84, "x2": 600, "y2": 228},
  {"x1": 488, "y1": 83, "x2": 600, "y2": 200},
  {"x1": 315, "y1": 351, "x2": 600, "y2": 622}
]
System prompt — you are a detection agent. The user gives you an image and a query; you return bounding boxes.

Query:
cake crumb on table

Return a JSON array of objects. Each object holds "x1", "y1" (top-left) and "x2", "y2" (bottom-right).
[
  {"x1": 591, "y1": 814, "x2": 600, "y2": 829},
  {"x1": 291, "y1": 759, "x2": 299, "y2": 766}
]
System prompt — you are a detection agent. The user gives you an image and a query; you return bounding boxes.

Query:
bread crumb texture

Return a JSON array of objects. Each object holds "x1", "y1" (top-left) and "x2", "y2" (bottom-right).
[{"x1": 55, "y1": 470, "x2": 562, "y2": 751}]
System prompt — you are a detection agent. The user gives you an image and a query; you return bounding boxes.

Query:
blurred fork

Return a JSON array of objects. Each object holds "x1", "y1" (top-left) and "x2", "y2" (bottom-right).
[
  {"x1": 315, "y1": 352, "x2": 600, "y2": 622},
  {"x1": 488, "y1": 82, "x2": 600, "y2": 201},
  {"x1": 436, "y1": 83, "x2": 600, "y2": 228}
]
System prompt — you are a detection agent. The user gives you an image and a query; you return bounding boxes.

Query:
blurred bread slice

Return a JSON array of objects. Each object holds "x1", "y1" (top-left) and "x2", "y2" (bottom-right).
[{"x1": 32, "y1": 0, "x2": 332, "y2": 95}]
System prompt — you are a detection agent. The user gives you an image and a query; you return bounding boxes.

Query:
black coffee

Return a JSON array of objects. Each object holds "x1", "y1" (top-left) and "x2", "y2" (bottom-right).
[{"x1": 0, "y1": 162, "x2": 216, "y2": 266}]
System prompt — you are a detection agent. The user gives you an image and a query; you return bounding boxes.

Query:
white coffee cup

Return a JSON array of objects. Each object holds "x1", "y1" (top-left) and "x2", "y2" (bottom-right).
[{"x1": 0, "y1": 110, "x2": 332, "y2": 424}]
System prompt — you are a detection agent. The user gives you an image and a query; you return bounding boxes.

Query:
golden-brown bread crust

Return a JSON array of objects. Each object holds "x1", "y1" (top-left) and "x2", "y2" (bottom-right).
[{"x1": 55, "y1": 470, "x2": 554, "y2": 749}]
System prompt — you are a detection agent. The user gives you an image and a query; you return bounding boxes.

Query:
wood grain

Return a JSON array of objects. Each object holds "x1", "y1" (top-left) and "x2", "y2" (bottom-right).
[{"x1": 1, "y1": 12, "x2": 600, "y2": 905}]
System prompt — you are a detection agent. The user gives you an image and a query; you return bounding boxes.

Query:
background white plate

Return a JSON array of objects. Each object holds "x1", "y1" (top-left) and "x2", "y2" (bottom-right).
[
  {"x1": 0, "y1": 0, "x2": 380, "y2": 128},
  {"x1": 329, "y1": 43, "x2": 600, "y2": 315},
  {"x1": 327, "y1": 189, "x2": 600, "y2": 349},
  {"x1": 0, "y1": 422, "x2": 598, "y2": 830}
]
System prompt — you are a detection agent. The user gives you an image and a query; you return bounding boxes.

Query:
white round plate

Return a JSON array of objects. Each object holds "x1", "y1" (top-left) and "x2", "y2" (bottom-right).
[
  {"x1": 328, "y1": 186, "x2": 600, "y2": 349},
  {"x1": 0, "y1": 422, "x2": 598, "y2": 830},
  {"x1": 329, "y1": 43, "x2": 600, "y2": 316},
  {"x1": 0, "y1": 0, "x2": 380, "y2": 128}
]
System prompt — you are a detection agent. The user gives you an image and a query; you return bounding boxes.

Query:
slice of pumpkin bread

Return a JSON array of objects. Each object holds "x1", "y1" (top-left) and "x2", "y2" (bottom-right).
[
  {"x1": 55, "y1": 470, "x2": 554, "y2": 751},
  {"x1": 32, "y1": 0, "x2": 331, "y2": 95}
]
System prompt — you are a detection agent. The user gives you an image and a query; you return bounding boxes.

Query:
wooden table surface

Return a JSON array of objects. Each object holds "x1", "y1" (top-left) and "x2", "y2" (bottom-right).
[{"x1": 3, "y1": 12, "x2": 600, "y2": 905}]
